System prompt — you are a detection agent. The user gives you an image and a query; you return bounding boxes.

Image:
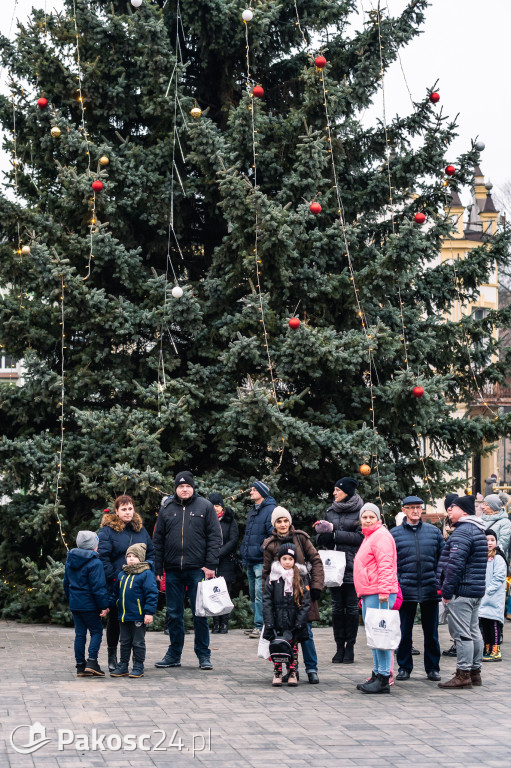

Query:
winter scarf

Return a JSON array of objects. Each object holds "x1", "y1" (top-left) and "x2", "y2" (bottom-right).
[
  {"x1": 332, "y1": 494, "x2": 363, "y2": 516},
  {"x1": 122, "y1": 562, "x2": 151, "y2": 575},
  {"x1": 269, "y1": 561, "x2": 294, "y2": 594}
]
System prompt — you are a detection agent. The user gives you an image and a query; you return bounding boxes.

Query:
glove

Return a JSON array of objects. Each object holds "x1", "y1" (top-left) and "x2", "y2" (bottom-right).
[
  {"x1": 310, "y1": 588, "x2": 322, "y2": 603},
  {"x1": 314, "y1": 520, "x2": 334, "y2": 534},
  {"x1": 263, "y1": 626, "x2": 276, "y2": 641},
  {"x1": 283, "y1": 630, "x2": 293, "y2": 644},
  {"x1": 317, "y1": 531, "x2": 335, "y2": 548}
]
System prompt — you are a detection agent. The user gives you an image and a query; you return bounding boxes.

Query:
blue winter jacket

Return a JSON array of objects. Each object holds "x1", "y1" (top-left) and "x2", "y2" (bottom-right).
[
  {"x1": 115, "y1": 563, "x2": 159, "y2": 622},
  {"x1": 97, "y1": 512, "x2": 155, "y2": 588},
  {"x1": 240, "y1": 496, "x2": 277, "y2": 565},
  {"x1": 436, "y1": 516, "x2": 488, "y2": 600},
  {"x1": 64, "y1": 549, "x2": 111, "y2": 612},
  {"x1": 391, "y1": 519, "x2": 444, "y2": 602}
]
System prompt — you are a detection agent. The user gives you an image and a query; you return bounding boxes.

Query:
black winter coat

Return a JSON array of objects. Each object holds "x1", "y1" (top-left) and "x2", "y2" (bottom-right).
[
  {"x1": 316, "y1": 494, "x2": 364, "y2": 583},
  {"x1": 436, "y1": 517, "x2": 488, "y2": 600},
  {"x1": 64, "y1": 549, "x2": 111, "y2": 612},
  {"x1": 262, "y1": 562, "x2": 311, "y2": 643},
  {"x1": 217, "y1": 508, "x2": 239, "y2": 582},
  {"x1": 240, "y1": 496, "x2": 277, "y2": 565},
  {"x1": 391, "y1": 520, "x2": 444, "y2": 602},
  {"x1": 153, "y1": 493, "x2": 222, "y2": 574},
  {"x1": 97, "y1": 512, "x2": 155, "y2": 589}
]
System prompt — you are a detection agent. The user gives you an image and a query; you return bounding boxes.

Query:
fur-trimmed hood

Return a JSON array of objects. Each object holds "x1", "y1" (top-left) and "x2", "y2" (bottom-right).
[{"x1": 100, "y1": 511, "x2": 143, "y2": 533}]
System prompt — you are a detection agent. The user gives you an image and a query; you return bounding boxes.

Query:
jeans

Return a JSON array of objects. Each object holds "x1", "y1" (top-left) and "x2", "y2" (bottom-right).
[
  {"x1": 165, "y1": 569, "x2": 210, "y2": 661},
  {"x1": 72, "y1": 610, "x2": 103, "y2": 664},
  {"x1": 361, "y1": 593, "x2": 397, "y2": 676},
  {"x1": 396, "y1": 600, "x2": 441, "y2": 673},
  {"x1": 119, "y1": 621, "x2": 146, "y2": 665},
  {"x1": 446, "y1": 596, "x2": 483, "y2": 670},
  {"x1": 301, "y1": 623, "x2": 318, "y2": 673},
  {"x1": 330, "y1": 582, "x2": 360, "y2": 647},
  {"x1": 246, "y1": 563, "x2": 264, "y2": 629}
]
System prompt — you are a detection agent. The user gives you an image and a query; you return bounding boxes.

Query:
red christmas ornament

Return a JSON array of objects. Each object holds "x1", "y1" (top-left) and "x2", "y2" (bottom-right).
[
  {"x1": 104, "y1": 508, "x2": 110, "y2": 513},
  {"x1": 252, "y1": 85, "x2": 264, "y2": 98},
  {"x1": 414, "y1": 212, "x2": 426, "y2": 224},
  {"x1": 315, "y1": 55, "x2": 327, "y2": 69},
  {"x1": 445, "y1": 165, "x2": 455, "y2": 177},
  {"x1": 412, "y1": 386, "x2": 424, "y2": 398},
  {"x1": 309, "y1": 201, "x2": 321, "y2": 215},
  {"x1": 91, "y1": 180, "x2": 104, "y2": 192},
  {"x1": 37, "y1": 97, "x2": 48, "y2": 109},
  {"x1": 288, "y1": 317, "x2": 301, "y2": 329},
  {"x1": 429, "y1": 92, "x2": 440, "y2": 104}
]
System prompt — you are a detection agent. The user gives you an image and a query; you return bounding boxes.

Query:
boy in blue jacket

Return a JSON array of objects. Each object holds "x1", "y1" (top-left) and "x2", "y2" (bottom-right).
[
  {"x1": 111, "y1": 543, "x2": 158, "y2": 679},
  {"x1": 64, "y1": 531, "x2": 111, "y2": 677}
]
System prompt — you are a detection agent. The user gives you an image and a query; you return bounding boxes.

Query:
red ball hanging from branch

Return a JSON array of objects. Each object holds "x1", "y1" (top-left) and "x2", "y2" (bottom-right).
[
  {"x1": 91, "y1": 180, "x2": 104, "y2": 192},
  {"x1": 429, "y1": 92, "x2": 440, "y2": 104},
  {"x1": 309, "y1": 201, "x2": 321, "y2": 215},
  {"x1": 37, "y1": 97, "x2": 48, "y2": 109},
  {"x1": 252, "y1": 85, "x2": 264, "y2": 98},
  {"x1": 315, "y1": 55, "x2": 327, "y2": 70},
  {"x1": 288, "y1": 317, "x2": 301, "y2": 329},
  {"x1": 414, "y1": 212, "x2": 426, "y2": 224},
  {"x1": 445, "y1": 165, "x2": 456, "y2": 177},
  {"x1": 412, "y1": 386, "x2": 424, "y2": 398}
]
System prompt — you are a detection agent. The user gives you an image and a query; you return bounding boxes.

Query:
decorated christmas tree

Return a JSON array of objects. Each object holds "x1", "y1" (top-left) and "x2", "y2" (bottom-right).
[{"x1": 0, "y1": 0, "x2": 509, "y2": 619}]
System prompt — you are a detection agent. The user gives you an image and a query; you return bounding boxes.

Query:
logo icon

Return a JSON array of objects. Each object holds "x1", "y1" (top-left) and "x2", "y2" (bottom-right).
[
  {"x1": 10, "y1": 723, "x2": 51, "y2": 755},
  {"x1": 212, "y1": 586, "x2": 221, "y2": 593},
  {"x1": 325, "y1": 558, "x2": 331, "y2": 566},
  {"x1": 378, "y1": 619, "x2": 387, "y2": 629}
]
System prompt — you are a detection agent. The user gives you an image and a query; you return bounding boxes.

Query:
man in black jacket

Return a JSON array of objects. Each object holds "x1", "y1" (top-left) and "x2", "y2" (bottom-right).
[
  {"x1": 153, "y1": 471, "x2": 222, "y2": 670},
  {"x1": 391, "y1": 495, "x2": 444, "y2": 681}
]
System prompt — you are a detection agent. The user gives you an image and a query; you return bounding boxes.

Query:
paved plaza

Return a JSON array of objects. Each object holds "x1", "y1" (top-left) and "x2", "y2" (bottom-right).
[{"x1": 0, "y1": 620, "x2": 508, "y2": 767}]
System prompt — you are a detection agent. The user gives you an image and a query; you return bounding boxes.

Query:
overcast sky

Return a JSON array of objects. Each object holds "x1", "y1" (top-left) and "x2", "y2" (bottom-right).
[{"x1": 1, "y1": 0, "x2": 509, "y2": 204}]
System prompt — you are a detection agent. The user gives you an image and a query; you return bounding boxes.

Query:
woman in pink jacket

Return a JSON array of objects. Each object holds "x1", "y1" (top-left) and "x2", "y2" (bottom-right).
[{"x1": 353, "y1": 502, "x2": 399, "y2": 694}]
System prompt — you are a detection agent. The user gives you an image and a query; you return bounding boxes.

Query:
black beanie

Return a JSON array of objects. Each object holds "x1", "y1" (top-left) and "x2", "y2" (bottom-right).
[
  {"x1": 335, "y1": 477, "x2": 359, "y2": 498},
  {"x1": 208, "y1": 492, "x2": 224, "y2": 507},
  {"x1": 485, "y1": 528, "x2": 498, "y2": 539},
  {"x1": 278, "y1": 543, "x2": 297, "y2": 562},
  {"x1": 444, "y1": 493, "x2": 458, "y2": 512},
  {"x1": 174, "y1": 470, "x2": 195, "y2": 490},
  {"x1": 452, "y1": 495, "x2": 475, "y2": 516}
]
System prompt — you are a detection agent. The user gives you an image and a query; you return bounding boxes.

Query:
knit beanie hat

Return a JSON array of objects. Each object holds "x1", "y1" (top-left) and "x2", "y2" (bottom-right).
[
  {"x1": 452, "y1": 495, "x2": 476, "y2": 515},
  {"x1": 126, "y1": 543, "x2": 147, "y2": 562},
  {"x1": 208, "y1": 492, "x2": 224, "y2": 507},
  {"x1": 484, "y1": 494, "x2": 502, "y2": 512},
  {"x1": 485, "y1": 528, "x2": 498, "y2": 540},
  {"x1": 278, "y1": 543, "x2": 297, "y2": 562},
  {"x1": 174, "y1": 470, "x2": 195, "y2": 489},
  {"x1": 335, "y1": 477, "x2": 359, "y2": 498},
  {"x1": 444, "y1": 493, "x2": 458, "y2": 512},
  {"x1": 76, "y1": 531, "x2": 98, "y2": 550},
  {"x1": 359, "y1": 502, "x2": 381, "y2": 521},
  {"x1": 271, "y1": 506, "x2": 293, "y2": 526},
  {"x1": 252, "y1": 480, "x2": 270, "y2": 499}
]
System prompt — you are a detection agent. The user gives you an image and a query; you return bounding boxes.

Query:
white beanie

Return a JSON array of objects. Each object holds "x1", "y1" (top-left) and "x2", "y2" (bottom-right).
[
  {"x1": 271, "y1": 506, "x2": 293, "y2": 526},
  {"x1": 359, "y1": 502, "x2": 381, "y2": 521}
]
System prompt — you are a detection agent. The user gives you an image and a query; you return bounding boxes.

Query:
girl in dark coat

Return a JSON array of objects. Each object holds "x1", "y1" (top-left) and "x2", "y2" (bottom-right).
[
  {"x1": 262, "y1": 543, "x2": 310, "y2": 687},
  {"x1": 208, "y1": 493, "x2": 239, "y2": 633}
]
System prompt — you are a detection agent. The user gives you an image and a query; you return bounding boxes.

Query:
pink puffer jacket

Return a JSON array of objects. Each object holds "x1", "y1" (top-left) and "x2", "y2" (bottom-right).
[{"x1": 353, "y1": 521, "x2": 399, "y2": 597}]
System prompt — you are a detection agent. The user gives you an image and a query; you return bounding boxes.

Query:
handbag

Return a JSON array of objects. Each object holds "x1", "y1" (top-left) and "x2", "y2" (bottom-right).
[
  {"x1": 257, "y1": 626, "x2": 271, "y2": 660},
  {"x1": 363, "y1": 606, "x2": 401, "y2": 650},
  {"x1": 195, "y1": 577, "x2": 234, "y2": 617},
  {"x1": 319, "y1": 550, "x2": 346, "y2": 587}
]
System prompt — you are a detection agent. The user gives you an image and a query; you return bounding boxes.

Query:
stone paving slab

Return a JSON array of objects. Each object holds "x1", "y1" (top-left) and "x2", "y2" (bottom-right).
[{"x1": 0, "y1": 621, "x2": 508, "y2": 767}]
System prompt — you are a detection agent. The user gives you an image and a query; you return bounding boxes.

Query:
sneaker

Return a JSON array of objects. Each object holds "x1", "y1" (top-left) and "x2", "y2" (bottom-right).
[
  {"x1": 487, "y1": 644, "x2": 502, "y2": 662},
  {"x1": 129, "y1": 664, "x2": 144, "y2": 678},
  {"x1": 411, "y1": 646, "x2": 420, "y2": 656},
  {"x1": 272, "y1": 671, "x2": 282, "y2": 686},
  {"x1": 243, "y1": 628, "x2": 253, "y2": 635},
  {"x1": 84, "y1": 659, "x2": 105, "y2": 677},
  {"x1": 154, "y1": 656, "x2": 181, "y2": 668},
  {"x1": 199, "y1": 658, "x2": 213, "y2": 670},
  {"x1": 442, "y1": 643, "x2": 457, "y2": 657},
  {"x1": 249, "y1": 628, "x2": 261, "y2": 639},
  {"x1": 110, "y1": 662, "x2": 129, "y2": 677},
  {"x1": 287, "y1": 670, "x2": 298, "y2": 686},
  {"x1": 76, "y1": 663, "x2": 92, "y2": 677}
]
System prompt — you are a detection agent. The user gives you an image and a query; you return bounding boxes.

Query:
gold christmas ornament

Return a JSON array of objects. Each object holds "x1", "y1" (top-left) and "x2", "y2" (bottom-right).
[
  {"x1": 99, "y1": 155, "x2": 110, "y2": 166},
  {"x1": 21, "y1": 245, "x2": 31, "y2": 255},
  {"x1": 51, "y1": 126, "x2": 62, "y2": 138},
  {"x1": 359, "y1": 463, "x2": 372, "y2": 476},
  {"x1": 190, "y1": 104, "x2": 202, "y2": 119}
]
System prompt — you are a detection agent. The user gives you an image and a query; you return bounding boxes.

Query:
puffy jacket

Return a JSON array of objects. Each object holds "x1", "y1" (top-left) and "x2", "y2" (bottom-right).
[
  {"x1": 115, "y1": 564, "x2": 159, "y2": 622},
  {"x1": 153, "y1": 493, "x2": 222, "y2": 574},
  {"x1": 262, "y1": 528, "x2": 324, "y2": 622},
  {"x1": 391, "y1": 520, "x2": 444, "y2": 602},
  {"x1": 240, "y1": 496, "x2": 277, "y2": 565},
  {"x1": 262, "y1": 562, "x2": 311, "y2": 642},
  {"x1": 64, "y1": 549, "x2": 110, "y2": 612},
  {"x1": 97, "y1": 512, "x2": 155, "y2": 587},
  {"x1": 315, "y1": 495, "x2": 363, "y2": 583},
  {"x1": 481, "y1": 510, "x2": 511, "y2": 554},
  {"x1": 436, "y1": 516, "x2": 488, "y2": 600},
  {"x1": 217, "y1": 508, "x2": 239, "y2": 582},
  {"x1": 479, "y1": 553, "x2": 507, "y2": 622},
  {"x1": 353, "y1": 521, "x2": 399, "y2": 598}
]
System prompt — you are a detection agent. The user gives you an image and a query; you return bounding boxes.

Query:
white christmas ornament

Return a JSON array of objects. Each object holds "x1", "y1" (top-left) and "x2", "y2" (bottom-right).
[
  {"x1": 131, "y1": 0, "x2": 143, "y2": 7},
  {"x1": 475, "y1": 140, "x2": 485, "y2": 152},
  {"x1": 172, "y1": 285, "x2": 183, "y2": 299},
  {"x1": 242, "y1": 9, "x2": 253, "y2": 21}
]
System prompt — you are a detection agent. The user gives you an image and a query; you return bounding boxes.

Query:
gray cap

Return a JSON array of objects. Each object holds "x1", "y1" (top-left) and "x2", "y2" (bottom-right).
[
  {"x1": 484, "y1": 494, "x2": 503, "y2": 512},
  {"x1": 359, "y1": 502, "x2": 381, "y2": 521},
  {"x1": 76, "y1": 530, "x2": 99, "y2": 550}
]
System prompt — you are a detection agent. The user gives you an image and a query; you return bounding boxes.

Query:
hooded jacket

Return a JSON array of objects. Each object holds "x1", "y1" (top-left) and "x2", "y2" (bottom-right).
[
  {"x1": 353, "y1": 521, "x2": 399, "y2": 598},
  {"x1": 115, "y1": 563, "x2": 159, "y2": 622},
  {"x1": 391, "y1": 519, "x2": 444, "y2": 602},
  {"x1": 315, "y1": 494, "x2": 364, "y2": 583},
  {"x1": 217, "y1": 507, "x2": 239, "y2": 581},
  {"x1": 436, "y1": 516, "x2": 488, "y2": 600},
  {"x1": 64, "y1": 549, "x2": 110, "y2": 612},
  {"x1": 479, "y1": 551, "x2": 507, "y2": 622},
  {"x1": 262, "y1": 561, "x2": 311, "y2": 642},
  {"x1": 481, "y1": 509, "x2": 511, "y2": 554},
  {"x1": 153, "y1": 493, "x2": 222, "y2": 573},
  {"x1": 97, "y1": 512, "x2": 155, "y2": 586},
  {"x1": 240, "y1": 495, "x2": 277, "y2": 565}
]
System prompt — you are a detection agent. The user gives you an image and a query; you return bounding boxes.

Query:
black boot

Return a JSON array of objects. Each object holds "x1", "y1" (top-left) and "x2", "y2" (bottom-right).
[
  {"x1": 359, "y1": 673, "x2": 390, "y2": 694},
  {"x1": 219, "y1": 616, "x2": 228, "y2": 634},
  {"x1": 212, "y1": 617, "x2": 220, "y2": 634},
  {"x1": 343, "y1": 643, "x2": 355, "y2": 664},
  {"x1": 343, "y1": 609, "x2": 360, "y2": 664},
  {"x1": 331, "y1": 644, "x2": 345, "y2": 663},
  {"x1": 107, "y1": 647, "x2": 118, "y2": 673},
  {"x1": 331, "y1": 613, "x2": 345, "y2": 662}
]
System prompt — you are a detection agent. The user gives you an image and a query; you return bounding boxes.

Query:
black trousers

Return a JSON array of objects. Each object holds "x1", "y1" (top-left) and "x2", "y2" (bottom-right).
[
  {"x1": 479, "y1": 617, "x2": 503, "y2": 646},
  {"x1": 119, "y1": 621, "x2": 146, "y2": 665},
  {"x1": 106, "y1": 602, "x2": 120, "y2": 648},
  {"x1": 396, "y1": 600, "x2": 440, "y2": 673},
  {"x1": 330, "y1": 582, "x2": 360, "y2": 646}
]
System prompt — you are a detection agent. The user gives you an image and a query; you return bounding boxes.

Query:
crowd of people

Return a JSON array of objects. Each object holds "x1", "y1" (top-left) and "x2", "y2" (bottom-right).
[{"x1": 63, "y1": 471, "x2": 511, "y2": 693}]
